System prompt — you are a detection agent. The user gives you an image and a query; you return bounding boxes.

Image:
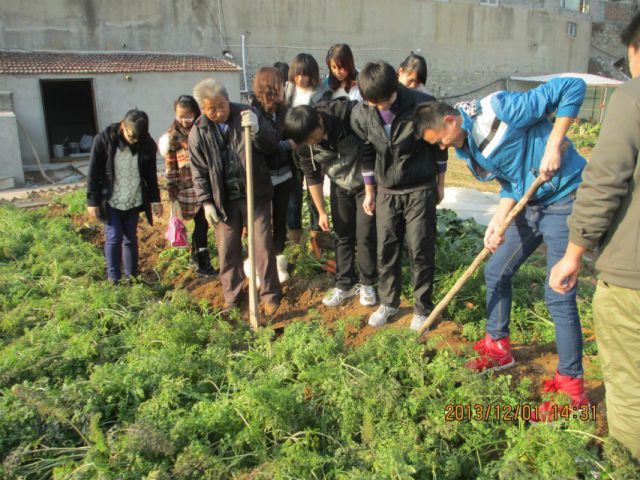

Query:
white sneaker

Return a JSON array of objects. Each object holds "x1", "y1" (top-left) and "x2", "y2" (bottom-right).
[
  {"x1": 322, "y1": 286, "x2": 357, "y2": 307},
  {"x1": 368, "y1": 305, "x2": 399, "y2": 327},
  {"x1": 276, "y1": 254, "x2": 289, "y2": 284},
  {"x1": 410, "y1": 314, "x2": 428, "y2": 332},
  {"x1": 243, "y1": 259, "x2": 261, "y2": 289},
  {"x1": 356, "y1": 284, "x2": 377, "y2": 306}
]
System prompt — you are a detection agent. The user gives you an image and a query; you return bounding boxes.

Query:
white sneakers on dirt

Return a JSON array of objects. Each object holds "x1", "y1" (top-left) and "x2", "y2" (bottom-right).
[
  {"x1": 410, "y1": 314, "x2": 428, "y2": 332},
  {"x1": 243, "y1": 259, "x2": 260, "y2": 289},
  {"x1": 323, "y1": 284, "x2": 378, "y2": 308},
  {"x1": 322, "y1": 286, "x2": 357, "y2": 307},
  {"x1": 368, "y1": 305, "x2": 399, "y2": 327},
  {"x1": 356, "y1": 284, "x2": 377, "y2": 306},
  {"x1": 276, "y1": 254, "x2": 289, "y2": 284}
]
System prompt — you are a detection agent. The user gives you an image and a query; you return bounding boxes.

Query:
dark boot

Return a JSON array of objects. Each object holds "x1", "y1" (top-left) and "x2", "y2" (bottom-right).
[{"x1": 195, "y1": 249, "x2": 218, "y2": 277}]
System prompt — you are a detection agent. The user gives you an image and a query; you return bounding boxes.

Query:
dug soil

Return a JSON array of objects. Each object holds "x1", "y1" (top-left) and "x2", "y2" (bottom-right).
[
  {"x1": 133, "y1": 204, "x2": 607, "y2": 435},
  {"x1": 40, "y1": 190, "x2": 607, "y2": 437}
]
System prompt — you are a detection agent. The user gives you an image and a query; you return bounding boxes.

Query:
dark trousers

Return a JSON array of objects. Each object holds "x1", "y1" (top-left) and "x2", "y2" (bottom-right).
[
  {"x1": 376, "y1": 188, "x2": 437, "y2": 315},
  {"x1": 330, "y1": 183, "x2": 377, "y2": 290},
  {"x1": 104, "y1": 205, "x2": 139, "y2": 282},
  {"x1": 215, "y1": 198, "x2": 281, "y2": 305},
  {"x1": 287, "y1": 168, "x2": 320, "y2": 231},
  {"x1": 191, "y1": 207, "x2": 209, "y2": 251},
  {"x1": 272, "y1": 178, "x2": 293, "y2": 255}
]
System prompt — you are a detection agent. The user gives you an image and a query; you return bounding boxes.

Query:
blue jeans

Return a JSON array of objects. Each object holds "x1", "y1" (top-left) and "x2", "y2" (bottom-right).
[
  {"x1": 484, "y1": 193, "x2": 583, "y2": 378},
  {"x1": 104, "y1": 206, "x2": 139, "y2": 283}
]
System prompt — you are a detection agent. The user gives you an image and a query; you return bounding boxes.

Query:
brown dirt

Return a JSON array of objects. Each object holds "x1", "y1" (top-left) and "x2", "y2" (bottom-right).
[{"x1": 54, "y1": 193, "x2": 607, "y2": 434}]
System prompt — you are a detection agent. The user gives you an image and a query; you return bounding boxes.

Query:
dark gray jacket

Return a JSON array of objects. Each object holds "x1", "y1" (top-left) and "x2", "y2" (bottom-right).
[
  {"x1": 188, "y1": 103, "x2": 279, "y2": 221},
  {"x1": 297, "y1": 98, "x2": 363, "y2": 191},
  {"x1": 568, "y1": 77, "x2": 640, "y2": 289}
]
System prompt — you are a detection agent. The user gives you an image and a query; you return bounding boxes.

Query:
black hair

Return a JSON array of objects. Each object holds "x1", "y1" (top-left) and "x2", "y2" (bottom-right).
[
  {"x1": 413, "y1": 101, "x2": 459, "y2": 138},
  {"x1": 326, "y1": 44, "x2": 357, "y2": 91},
  {"x1": 174, "y1": 94, "x2": 201, "y2": 118},
  {"x1": 121, "y1": 109, "x2": 149, "y2": 142},
  {"x1": 273, "y1": 61, "x2": 289, "y2": 85},
  {"x1": 289, "y1": 53, "x2": 320, "y2": 87},
  {"x1": 399, "y1": 53, "x2": 428, "y2": 85},
  {"x1": 620, "y1": 11, "x2": 640, "y2": 48},
  {"x1": 283, "y1": 105, "x2": 322, "y2": 144},
  {"x1": 358, "y1": 61, "x2": 399, "y2": 103}
]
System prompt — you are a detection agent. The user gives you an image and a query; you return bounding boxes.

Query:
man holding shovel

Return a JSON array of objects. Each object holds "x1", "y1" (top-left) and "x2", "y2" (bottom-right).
[
  {"x1": 414, "y1": 77, "x2": 589, "y2": 412},
  {"x1": 550, "y1": 13, "x2": 640, "y2": 457},
  {"x1": 189, "y1": 78, "x2": 282, "y2": 316}
]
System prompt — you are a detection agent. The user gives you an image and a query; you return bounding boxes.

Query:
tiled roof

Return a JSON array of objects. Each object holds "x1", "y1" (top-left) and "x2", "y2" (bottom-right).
[{"x1": 0, "y1": 51, "x2": 242, "y2": 75}]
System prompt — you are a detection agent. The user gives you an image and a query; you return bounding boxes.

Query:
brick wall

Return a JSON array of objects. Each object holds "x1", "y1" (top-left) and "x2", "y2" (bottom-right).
[{"x1": 604, "y1": 1, "x2": 638, "y2": 23}]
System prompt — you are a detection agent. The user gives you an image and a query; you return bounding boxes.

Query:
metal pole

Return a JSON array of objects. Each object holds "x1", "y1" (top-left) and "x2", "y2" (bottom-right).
[
  {"x1": 241, "y1": 34, "x2": 249, "y2": 94},
  {"x1": 244, "y1": 124, "x2": 259, "y2": 331},
  {"x1": 599, "y1": 87, "x2": 608, "y2": 124}
]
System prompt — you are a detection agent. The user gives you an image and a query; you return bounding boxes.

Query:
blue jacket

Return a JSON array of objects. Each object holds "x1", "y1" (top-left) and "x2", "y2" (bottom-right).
[{"x1": 454, "y1": 77, "x2": 587, "y2": 204}]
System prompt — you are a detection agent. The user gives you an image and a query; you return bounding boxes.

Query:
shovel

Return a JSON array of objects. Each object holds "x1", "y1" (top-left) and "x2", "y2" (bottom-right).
[{"x1": 416, "y1": 175, "x2": 546, "y2": 338}]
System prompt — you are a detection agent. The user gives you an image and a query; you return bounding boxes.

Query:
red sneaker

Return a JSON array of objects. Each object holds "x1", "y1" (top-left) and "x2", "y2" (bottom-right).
[
  {"x1": 533, "y1": 370, "x2": 590, "y2": 422},
  {"x1": 465, "y1": 334, "x2": 515, "y2": 372}
]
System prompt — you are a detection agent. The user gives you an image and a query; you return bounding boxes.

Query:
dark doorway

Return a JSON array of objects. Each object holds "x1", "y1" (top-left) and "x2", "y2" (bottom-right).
[{"x1": 40, "y1": 79, "x2": 98, "y2": 161}]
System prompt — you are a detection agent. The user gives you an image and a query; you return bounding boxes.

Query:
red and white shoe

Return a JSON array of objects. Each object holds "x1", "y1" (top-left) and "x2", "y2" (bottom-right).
[
  {"x1": 533, "y1": 370, "x2": 590, "y2": 422},
  {"x1": 465, "y1": 334, "x2": 516, "y2": 373}
]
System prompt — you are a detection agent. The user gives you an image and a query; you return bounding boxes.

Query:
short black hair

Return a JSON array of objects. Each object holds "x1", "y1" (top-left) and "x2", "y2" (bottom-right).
[
  {"x1": 358, "y1": 61, "x2": 399, "y2": 103},
  {"x1": 621, "y1": 11, "x2": 640, "y2": 48},
  {"x1": 121, "y1": 109, "x2": 149, "y2": 142},
  {"x1": 289, "y1": 53, "x2": 320, "y2": 87},
  {"x1": 273, "y1": 61, "x2": 289, "y2": 84},
  {"x1": 399, "y1": 54, "x2": 428, "y2": 85},
  {"x1": 283, "y1": 105, "x2": 322, "y2": 144},
  {"x1": 413, "y1": 101, "x2": 459, "y2": 138},
  {"x1": 174, "y1": 95, "x2": 201, "y2": 118}
]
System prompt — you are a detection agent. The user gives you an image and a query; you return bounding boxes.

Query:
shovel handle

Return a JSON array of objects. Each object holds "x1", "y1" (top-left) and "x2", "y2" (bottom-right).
[
  {"x1": 416, "y1": 176, "x2": 546, "y2": 337},
  {"x1": 245, "y1": 124, "x2": 260, "y2": 331}
]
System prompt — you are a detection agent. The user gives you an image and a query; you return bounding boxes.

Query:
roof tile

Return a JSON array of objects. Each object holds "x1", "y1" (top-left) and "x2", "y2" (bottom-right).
[{"x1": 0, "y1": 51, "x2": 242, "y2": 75}]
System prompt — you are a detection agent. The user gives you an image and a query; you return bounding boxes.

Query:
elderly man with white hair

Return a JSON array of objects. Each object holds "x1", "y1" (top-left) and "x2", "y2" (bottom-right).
[{"x1": 188, "y1": 78, "x2": 282, "y2": 315}]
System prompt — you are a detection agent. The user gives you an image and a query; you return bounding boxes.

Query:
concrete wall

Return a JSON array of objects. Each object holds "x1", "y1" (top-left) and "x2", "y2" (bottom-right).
[
  {"x1": 1, "y1": 0, "x2": 592, "y2": 99},
  {"x1": 0, "y1": 111, "x2": 24, "y2": 187},
  {"x1": 0, "y1": 71, "x2": 239, "y2": 167},
  {"x1": 0, "y1": 91, "x2": 24, "y2": 187}
]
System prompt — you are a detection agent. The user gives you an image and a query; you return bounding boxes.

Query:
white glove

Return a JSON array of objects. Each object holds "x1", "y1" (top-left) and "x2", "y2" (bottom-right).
[
  {"x1": 203, "y1": 203, "x2": 220, "y2": 226},
  {"x1": 241, "y1": 110, "x2": 260, "y2": 135},
  {"x1": 158, "y1": 133, "x2": 171, "y2": 156}
]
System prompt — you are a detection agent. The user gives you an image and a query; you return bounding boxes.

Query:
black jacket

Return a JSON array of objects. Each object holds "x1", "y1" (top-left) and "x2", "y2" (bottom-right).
[
  {"x1": 188, "y1": 102, "x2": 279, "y2": 221},
  {"x1": 251, "y1": 100, "x2": 295, "y2": 176},
  {"x1": 86, "y1": 123, "x2": 160, "y2": 225},
  {"x1": 297, "y1": 98, "x2": 363, "y2": 191},
  {"x1": 350, "y1": 84, "x2": 447, "y2": 189}
]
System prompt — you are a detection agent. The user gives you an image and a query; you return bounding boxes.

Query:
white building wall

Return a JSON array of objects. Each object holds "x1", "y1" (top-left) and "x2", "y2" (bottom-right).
[
  {"x1": 0, "y1": 111, "x2": 24, "y2": 187},
  {"x1": 0, "y1": 70, "x2": 240, "y2": 167}
]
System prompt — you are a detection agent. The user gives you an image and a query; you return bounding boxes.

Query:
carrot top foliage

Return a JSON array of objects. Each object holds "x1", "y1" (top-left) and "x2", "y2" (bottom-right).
[{"x1": 0, "y1": 193, "x2": 636, "y2": 479}]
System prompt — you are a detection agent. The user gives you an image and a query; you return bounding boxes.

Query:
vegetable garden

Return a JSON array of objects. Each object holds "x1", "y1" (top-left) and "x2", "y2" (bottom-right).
[{"x1": 1, "y1": 191, "x2": 639, "y2": 479}]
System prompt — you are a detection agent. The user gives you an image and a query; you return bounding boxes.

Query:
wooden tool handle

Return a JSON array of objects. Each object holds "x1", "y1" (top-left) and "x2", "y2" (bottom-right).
[
  {"x1": 244, "y1": 125, "x2": 260, "y2": 331},
  {"x1": 416, "y1": 176, "x2": 546, "y2": 337}
]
